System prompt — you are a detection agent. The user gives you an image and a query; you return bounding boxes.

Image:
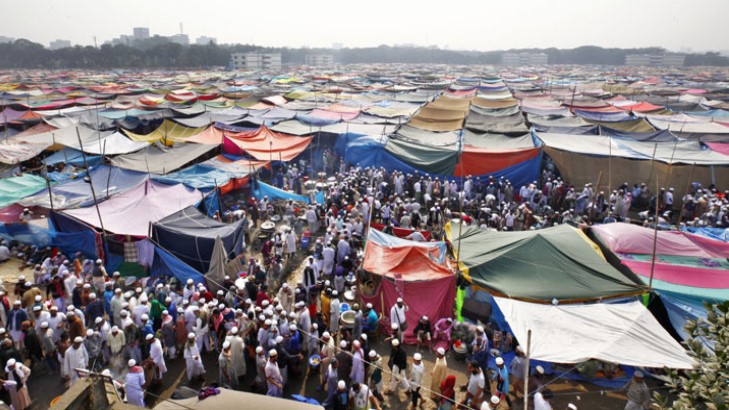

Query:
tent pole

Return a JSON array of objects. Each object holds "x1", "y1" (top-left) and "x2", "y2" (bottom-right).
[
  {"x1": 676, "y1": 162, "x2": 695, "y2": 227},
  {"x1": 648, "y1": 171, "x2": 660, "y2": 290},
  {"x1": 76, "y1": 127, "x2": 107, "y2": 235},
  {"x1": 523, "y1": 329, "x2": 532, "y2": 410},
  {"x1": 42, "y1": 155, "x2": 55, "y2": 212}
]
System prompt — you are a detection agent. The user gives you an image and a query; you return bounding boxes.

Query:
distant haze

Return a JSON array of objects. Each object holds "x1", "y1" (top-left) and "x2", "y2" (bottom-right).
[{"x1": 0, "y1": 0, "x2": 726, "y2": 52}]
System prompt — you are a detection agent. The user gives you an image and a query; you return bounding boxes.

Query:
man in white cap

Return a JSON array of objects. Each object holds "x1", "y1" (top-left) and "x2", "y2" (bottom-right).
[
  {"x1": 319, "y1": 331, "x2": 335, "y2": 389},
  {"x1": 566, "y1": 403, "x2": 578, "y2": 410},
  {"x1": 329, "y1": 290, "x2": 340, "y2": 334},
  {"x1": 225, "y1": 326, "x2": 246, "y2": 384},
  {"x1": 125, "y1": 359, "x2": 146, "y2": 407},
  {"x1": 493, "y1": 356, "x2": 511, "y2": 406},
  {"x1": 534, "y1": 388, "x2": 555, "y2": 410},
  {"x1": 265, "y1": 349, "x2": 284, "y2": 397},
  {"x1": 510, "y1": 346, "x2": 527, "y2": 400},
  {"x1": 91, "y1": 259, "x2": 107, "y2": 293},
  {"x1": 148, "y1": 333, "x2": 166, "y2": 382},
  {"x1": 62, "y1": 336, "x2": 89, "y2": 385},
  {"x1": 409, "y1": 352, "x2": 425, "y2": 406},
  {"x1": 8, "y1": 300, "x2": 29, "y2": 351},
  {"x1": 110, "y1": 288, "x2": 124, "y2": 326},
  {"x1": 387, "y1": 338, "x2": 410, "y2": 394},
  {"x1": 253, "y1": 346, "x2": 267, "y2": 391},
  {"x1": 39, "y1": 321, "x2": 58, "y2": 373},
  {"x1": 430, "y1": 347, "x2": 448, "y2": 401},
  {"x1": 623, "y1": 371, "x2": 650, "y2": 410},
  {"x1": 277, "y1": 283, "x2": 294, "y2": 313},
  {"x1": 183, "y1": 332, "x2": 205, "y2": 381},
  {"x1": 4, "y1": 358, "x2": 31, "y2": 410},
  {"x1": 482, "y1": 395, "x2": 501, "y2": 410},
  {"x1": 389, "y1": 297, "x2": 408, "y2": 341},
  {"x1": 108, "y1": 325, "x2": 126, "y2": 367},
  {"x1": 219, "y1": 340, "x2": 234, "y2": 388}
]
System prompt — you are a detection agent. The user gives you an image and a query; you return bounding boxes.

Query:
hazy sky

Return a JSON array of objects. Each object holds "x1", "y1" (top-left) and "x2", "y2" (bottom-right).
[{"x1": 1, "y1": 0, "x2": 726, "y2": 52}]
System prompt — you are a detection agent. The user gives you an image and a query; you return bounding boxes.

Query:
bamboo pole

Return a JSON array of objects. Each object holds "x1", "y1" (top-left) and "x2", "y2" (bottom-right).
[{"x1": 523, "y1": 329, "x2": 532, "y2": 410}]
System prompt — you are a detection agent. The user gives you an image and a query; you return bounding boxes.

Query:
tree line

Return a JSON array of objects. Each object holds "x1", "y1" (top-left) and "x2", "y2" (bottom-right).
[{"x1": 0, "y1": 38, "x2": 726, "y2": 69}]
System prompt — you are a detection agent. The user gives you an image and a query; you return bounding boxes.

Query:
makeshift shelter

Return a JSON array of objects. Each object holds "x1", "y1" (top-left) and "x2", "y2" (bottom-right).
[
  {"x1": 151, "y1": 206, "x2": 245, "y2": 273},
  {"x1": 495, "y1": 297, "x2": 693, "y2": 369},
  {"x1": 123, "y1": 119, "x2": 207, "y2": 144},
  {"x1": 0, "y1": 174, "x2": 49, "y2": 208},
  {"x1": 61, "y1": 180, "x2": 202, "y2": 236},
  {"x1": 360, "y1": 229, "x2": 455, "y2": 344},
  {"x1": 446, "y1": 222, "x2": 646, "y2": 303},
  {"x1": 223, "y1": 126, "x2": 313, "y2": 161},
  {"x1": 110, "y1": 142, "x2": 217, "y2": 175}
]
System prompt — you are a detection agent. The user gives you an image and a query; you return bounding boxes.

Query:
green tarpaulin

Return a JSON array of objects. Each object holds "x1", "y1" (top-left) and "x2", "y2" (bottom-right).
[
  {"x1": 447, "y1": 223, "x2": 645, "y2": 302},
  {"x1": 0, "y1": 174, "x2": 49, "y2": 208},
  {"x1": 384, "y1": 137, "x2": 459, "y2": 175}
]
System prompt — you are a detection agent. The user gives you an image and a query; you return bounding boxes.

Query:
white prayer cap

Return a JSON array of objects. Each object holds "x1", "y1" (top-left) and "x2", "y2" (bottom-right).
[
  {"x1": 322, "y1": 331, "x2": 330, "y2": 339},
  {"x1": 111, "y1": 326, "x2": 119, "y2": 332},
  {"x1": 74, "y1": 336, "x2": 83, "y2": 343},
  {"x1": 145, "y1": 333, "x2": 154, "y2": 340},
  {"x1": 188, "y1": 332, "x2": 195, "y2": 339},
  {"x1": 536, "y1": 365, "x2": 545, "y2": 374},
  {"x1": 634, "y1": 370, "x2": 644, "y2": 378},
  {"x1": 41, "y1": 321, "x2": 49, "y2": 328},
  {"x1": 360, "y1": 334, "x2": 367, "y2": 341},
  {"x1": 337, "y1": 380, "x2": 346, "y2": 389},
  {"x1": 256, "y1": 346, "x2": 264, "y2": 354},
  {"x1": 141, "y1": 314, "x2": 148, "y2": 321},
  {"x1": 128, "y1": 359, "x2": 136, "y2": 367},
  {"x1": 222, "y1": 341, "x2": 231, "y2": 349},
  {"x1": 391, "y1": 339, "x2": 400, "y2": 347},
  {"x1": 231, "y1": 327, "x2": 239, "y2": 334},
  {"x1": 495, "y1": 357, "x2": 504, "y2": 365},
  {"x1": 396, "y1": 297, "x2": 403, "y2": 303},
  {"x1": 33, "y1": 305, "x2": 41, "y2": 312},
  {"x1": 35, "y1": 295, "x2": 42, "y2": 302},
  {"x1": 289, "y1": 324, "x2": 297, "y2": 332},
  {"x1": 6, "y1": 359, "x2": 16, "y2": 368},
  {"x1": 567, "y1": 405, "x2": 578, "y2": 410},
  {"x1": 269, "y1": 349, "x2": 278, "y2": 357},
  {"x1": 391, "y1": 323, "x2": 399, "y2": 330},
  {"x1": 369, "y1": 350, "x2": 377, "y2": 358},
  {"x1": 476, "y1": 325, "x2": 484, "y2": 333},
  {"x1": 95, "y1": 317, "x2": 103, "y2": 324},
  {"x1": 437, "y1": 347, "x2": 446, "y2": 355},
  {"x1": 490, "y1": 395, "x2": 500, "y2": 404},
  {"x1": 413, "y1": 353, "x2": 422, "y2": 361}
]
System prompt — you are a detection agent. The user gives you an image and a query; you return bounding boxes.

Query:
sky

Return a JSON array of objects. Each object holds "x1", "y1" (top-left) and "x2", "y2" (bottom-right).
[{"x1": 1, "y1": 0, "x2": 727, "y2": 52}]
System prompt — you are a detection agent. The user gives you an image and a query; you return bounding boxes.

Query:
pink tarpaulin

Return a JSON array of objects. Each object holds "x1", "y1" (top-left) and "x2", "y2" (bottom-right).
[
  {"x1": 591, "y1": 223, "x2": 729, "y2": 258},
  {"x1": 62, "y1": 180, "x2": 201, "y2": 236},
  {"x1": 705, "y1": 142, "x2": 729, "y2": 156},
  {"x1": 621, "y1": 260, "x2": 729, "y2": 289},
  {"x1": 360, "y1": 275, "x2": 456, "y2": 344},
  {"x1": 223, "y1": 126, "x2": 312, "y2": 162},
  {"x1": 308, "y1": 109, "x2": 359, "y2": 121}
]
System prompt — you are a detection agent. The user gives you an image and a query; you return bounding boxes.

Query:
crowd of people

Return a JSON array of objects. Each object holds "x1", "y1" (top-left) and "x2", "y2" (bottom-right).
[{"x1": 0, "y1": 152, "x2": 720, "y2": 410}]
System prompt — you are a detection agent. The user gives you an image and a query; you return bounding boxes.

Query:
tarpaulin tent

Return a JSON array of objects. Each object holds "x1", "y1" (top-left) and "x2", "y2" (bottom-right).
[
  {"x1": 63, "y1": 131, "x2": 149, "y2": 155},
  {"x1": 110, "y1": 142, "x2": 217, "y2": 175},
  {"x1": 44, "y1": 147, "x2": 101, "y2": 167},
  {"x1": 495, "y1": 298, "x2": 693, "y2": 369},
  {"x1": 151, "y1": 206, "x2": 244, "y2": 273},
  {"x1": 62, "y1": 180, "x2": 202, "y2": 236},
  {"x1": 588, "y1": 223, "x2": 729, "y2": 301},
  {"x1": 20, "y1": 165, "x2": 147, "y2": 209},
  {"x1": 151, "y1": 246, "x2": 204, "y2": 285},
  {"x1": 0, "y1": 142, "x2": 48, "y2": 165},
  {"x1": 536, "y1": 131, "x2": 729, "y2": 196},
  {"x1": 361, "y1": 229, "x2": 455, "y2": 344},
  {"x1": 446, "y1": 222, "x2": 645, "y2": 302},
  {"x1": 251, "y1": 180, "x2": 324, "y2": 205},
  {"x1": 223, "y1": 126, "x2": 313, "y2": 161},
  {"x1": 0, "y1": 174, "x2": 49, "y2": 208},
  {"x1": 123, "y1": 119, "x2": 207, "y2": 144}
]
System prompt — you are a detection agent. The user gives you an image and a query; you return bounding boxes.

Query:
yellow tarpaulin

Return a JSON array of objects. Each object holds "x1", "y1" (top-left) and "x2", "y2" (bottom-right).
[{"x1": 123, "y1": 120, "x2": 207, "y2": 144}]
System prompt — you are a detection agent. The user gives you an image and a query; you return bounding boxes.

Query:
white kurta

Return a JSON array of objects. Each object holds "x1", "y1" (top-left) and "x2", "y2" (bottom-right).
[
  {"x1": 225, "y1": 335, "x2": 246, "y2": 379},
  {"x1": 149, "y1": 339, "x2": 167, "y2": 379},
  {"x1": 125, "y1": 368, "x2": 146, "y2": 407},
  {"x1": 63, "y1": 345, "x2": 89, "y2": 385},
  {"x1": 184, "y1": 343, "x2": 205, "y2": 380}
]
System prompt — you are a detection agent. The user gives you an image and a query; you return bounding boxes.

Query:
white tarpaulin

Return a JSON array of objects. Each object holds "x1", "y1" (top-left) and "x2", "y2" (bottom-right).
[{"x1": 494, "y1": 297, "x2": 694, "y2": 369}]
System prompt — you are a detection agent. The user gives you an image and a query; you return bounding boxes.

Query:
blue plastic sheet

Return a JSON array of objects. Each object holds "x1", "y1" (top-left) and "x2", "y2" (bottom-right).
[
  {"x1": 150, "y1": 246, "x2": 205, "y2": 285},
  {"x1": 681, "y1": 226, "x2": 729, "y2": 242},
  {"x1": 45, "y1": 147, "x2": 102, "y2": 167},
  {"x1": 153, "y1": 164, "x2": 232, "y2": 190},
  {"x1": 252, "y1": 180, "x2": 324, "y2": 205},
  {"x1": 0, "y1": 222, "x2": 97, "y2": 259}
]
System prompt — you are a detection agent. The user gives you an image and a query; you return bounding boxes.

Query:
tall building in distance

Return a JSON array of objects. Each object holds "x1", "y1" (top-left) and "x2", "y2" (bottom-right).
[
  {"x1": 132, "y1": 27, "x2": 150, "y2": 41},
  {"x1": 501, "y1": 52, "x2": 549, "y2": 66},
  {"x1": 167, "y1": 34, "x2": 190, "y2": 46},
  {"x1": 624, "y1": 54, "x2": 685, "y2": 67},
  {"x1": 305, "y1": 54, "x2": 335, "y2": 67},
  {"x1": 229, "y1": 52, "x2": 282, "y2": 71},
  {"x1": 49, "y1": 39, "x2": 72, "y2": 50},
  {"x1": 196, "y1": 36, "x2": 217, "y2": 45}
]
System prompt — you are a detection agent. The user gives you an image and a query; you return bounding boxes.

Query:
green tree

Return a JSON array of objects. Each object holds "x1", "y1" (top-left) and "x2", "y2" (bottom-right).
[{"x1": 654, "y1": 301, "x2": 729, "y2": 410}]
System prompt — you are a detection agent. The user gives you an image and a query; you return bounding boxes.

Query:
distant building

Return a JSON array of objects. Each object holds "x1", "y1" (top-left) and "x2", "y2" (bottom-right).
[
  {"x1": 230, "y1": 52, "x2": 282, "y2": 71},
  {"x1": 49, "y1": 39, "x2": 72, "y2": 50},
  {"x1": 167, "y1": 34, "x2": 190, "y2": 46},
  {"x1": 305, "y1": 54, "x2": 334, "y2": 67},
  {"x1": 133, "y1": 27, "x2": 150, "y2": 41},
  {"x1": 0, "y1": 35, "x2": 13, "y2": 44},
  {"x1": 196, "y1": 36, "x2": 217, "y2": 45},
  {"x1": 501, "y1": 52, "x2": 549, "y2": 66},
  {"x1": 624, "y1": 54, "x2": 685, "y2": 67}
]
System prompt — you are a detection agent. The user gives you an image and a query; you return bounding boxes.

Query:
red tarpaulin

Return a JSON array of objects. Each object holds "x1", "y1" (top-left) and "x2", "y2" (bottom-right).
[
  {"x1": 706, "y1": 142, "x2": 729, "y2": 156},
  {"x1": 363, "y1": 241, "x2": 452, "y2": 281},
  {"x1": 454, "y1": 146, "x2": 541, "y2": 177},
  {"x1": 223, "y1": 126, "x2": 312, "y2": 161}
]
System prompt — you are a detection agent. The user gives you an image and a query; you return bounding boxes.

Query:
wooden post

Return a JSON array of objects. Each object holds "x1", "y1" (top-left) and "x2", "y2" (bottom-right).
[
  {"x1": 523, "y1": 329, "x2": 532, "y2": 410},
  {"x1": 76, "y1": 127, "x2": 107, "y2": 234}
]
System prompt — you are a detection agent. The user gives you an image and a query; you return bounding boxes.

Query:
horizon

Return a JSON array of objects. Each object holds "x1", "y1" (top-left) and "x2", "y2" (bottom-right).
[{"x1": 0, "y1": 0, "x2": 727, "y2": 54}]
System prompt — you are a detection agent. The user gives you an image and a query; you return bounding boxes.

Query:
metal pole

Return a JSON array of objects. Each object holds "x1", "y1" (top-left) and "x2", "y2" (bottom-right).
[{"x1": 523, "y1": 329, "x2": 532, "y2": 410}]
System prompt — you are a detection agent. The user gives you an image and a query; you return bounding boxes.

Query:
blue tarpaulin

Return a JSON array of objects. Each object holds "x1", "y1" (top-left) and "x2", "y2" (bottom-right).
[
  {"x1": 0, "y1": 221, "x2": 97, "y2": 259},
  {"x1": 45, "y1": 147, "x2": 101, "y2": 167},
  {"x1": 682, "y1": 226, "x2": 729, "y2": 242},
  {"x1": 151, "y1": 246, "x2": 205, "y2": 285},
  {"x1": 252, "y1": 180, "x2": 324, "y2": 204},
  {"x1": 153, "y1": 164, "x2": 232, "y2": 190}
]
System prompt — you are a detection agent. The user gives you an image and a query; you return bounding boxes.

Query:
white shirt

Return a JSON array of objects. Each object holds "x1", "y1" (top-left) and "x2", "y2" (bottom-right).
[
  {"x1": 390, "y1": 303, "x2": 408, "y2": 328},
  {"x1": 534, "y1": 391, "x2": 553, "y2": 410}
]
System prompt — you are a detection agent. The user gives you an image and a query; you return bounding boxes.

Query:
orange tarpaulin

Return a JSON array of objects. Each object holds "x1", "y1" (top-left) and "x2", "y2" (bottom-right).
[
  {"x1": 454, "y1": 146, "x2": 541, "y2": 177},
  {"x1": 222, "y1": 126, "x2": 313, "y2": 162},
  {"x1": 363, "y1": 241, "x2": 452, "y2": 281},
  {"x1": 187, "y1": 126, "x2": 226, "y2": 145}
]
